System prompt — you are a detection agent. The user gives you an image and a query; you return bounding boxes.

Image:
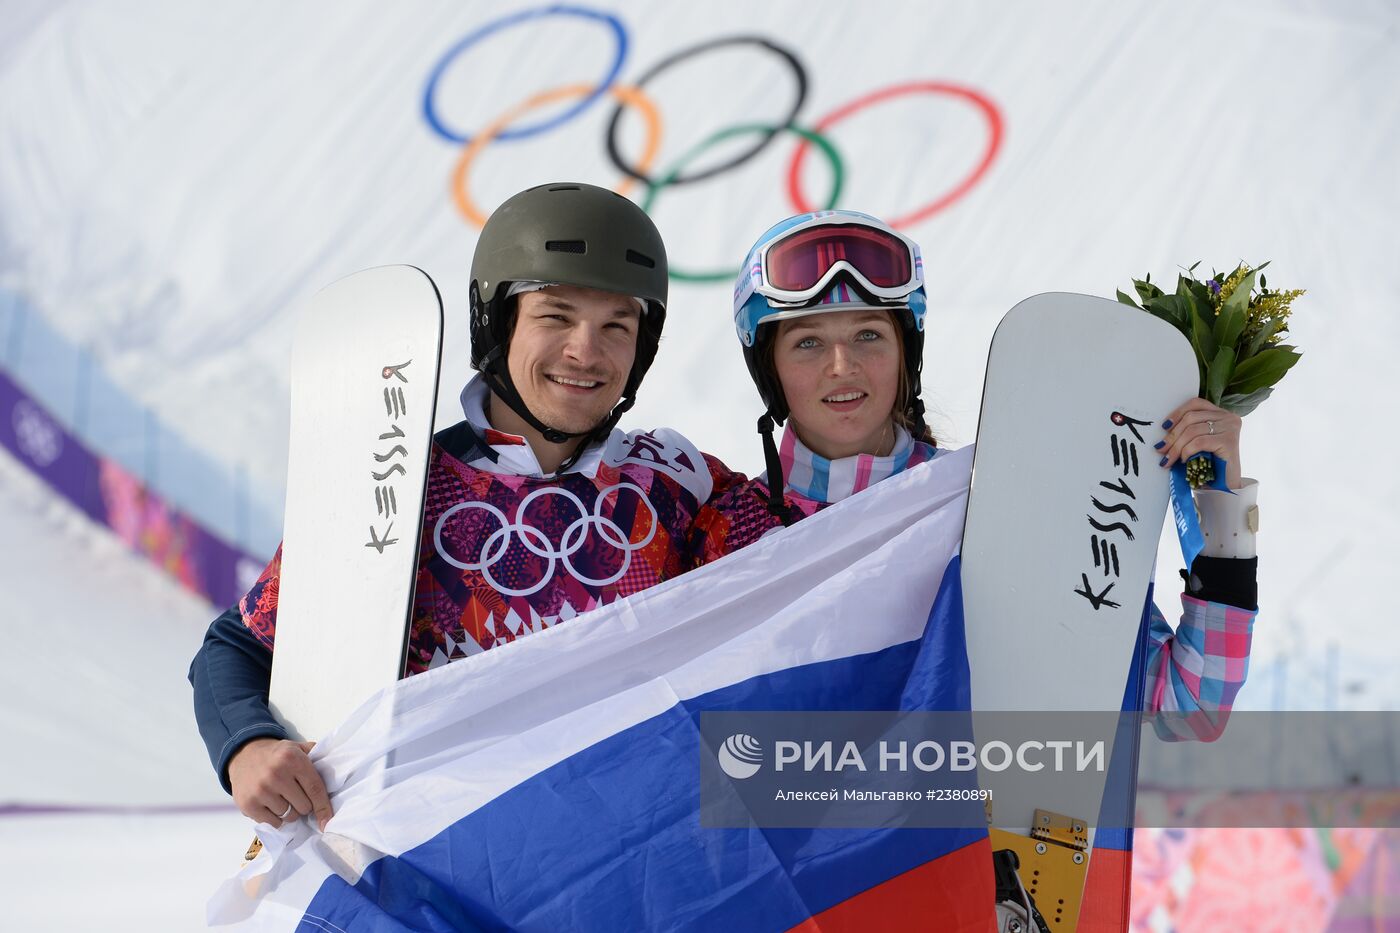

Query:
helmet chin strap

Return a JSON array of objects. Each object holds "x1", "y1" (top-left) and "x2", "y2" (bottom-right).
[
  {"x1": 756, "y1": 413, "x2": 796, "y2": 526},
  {"x1": 479, "y1": 345, "x2": 634, "y2": 472},
  {"x1": 479, "y1": 345, "x2": 590, "y2": 444}
]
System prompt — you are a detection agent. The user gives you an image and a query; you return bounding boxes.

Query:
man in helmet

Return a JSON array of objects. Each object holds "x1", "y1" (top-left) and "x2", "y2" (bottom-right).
[{"x1": 189, "y1": 183, "x2": 739, "y2": 831}]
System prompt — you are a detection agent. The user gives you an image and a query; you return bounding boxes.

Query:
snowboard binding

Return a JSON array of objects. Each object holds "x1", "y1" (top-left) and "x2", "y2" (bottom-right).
[
  {"x1": 990, "y1": 809, "x2": 1089, "y2": 931},
  {"x1": 993, "y1": 848, "x2": 1050, "y2": 933}
]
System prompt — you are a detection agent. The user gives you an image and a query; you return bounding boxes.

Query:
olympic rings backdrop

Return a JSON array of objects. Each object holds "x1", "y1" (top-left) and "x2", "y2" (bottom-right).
[{"x1": 424, "y1": 4, "x2": 1005, "y2": 282}]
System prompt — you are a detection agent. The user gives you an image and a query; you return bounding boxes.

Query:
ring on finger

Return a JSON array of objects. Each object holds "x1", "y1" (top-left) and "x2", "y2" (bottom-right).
[
  {"x1": 279, "y1": 802, "x2": 294, "y2": 820},
  {"x1": 1207, "y1": 420, "x2": 1215, "y2": 435}
]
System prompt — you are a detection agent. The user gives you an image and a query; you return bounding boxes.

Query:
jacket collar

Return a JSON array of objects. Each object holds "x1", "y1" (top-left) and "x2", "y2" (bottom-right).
[
  {"x1": 777, "y1": 424, "x2": 923, "y2": 503},
  {"x1": 455, "y1": 374, "x2": 606, "y2": 478}
]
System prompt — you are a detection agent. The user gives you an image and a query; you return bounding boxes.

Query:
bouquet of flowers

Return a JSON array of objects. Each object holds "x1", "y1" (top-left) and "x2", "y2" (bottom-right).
[{"x1": 1116, "y1": 261, "x2": 1303, "y2": 485}]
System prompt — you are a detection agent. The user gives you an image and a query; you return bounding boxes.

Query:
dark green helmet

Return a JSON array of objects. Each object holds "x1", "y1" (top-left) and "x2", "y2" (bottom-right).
[{"x1": 469, "y1": 182, "x2": 668, "y2": 445}]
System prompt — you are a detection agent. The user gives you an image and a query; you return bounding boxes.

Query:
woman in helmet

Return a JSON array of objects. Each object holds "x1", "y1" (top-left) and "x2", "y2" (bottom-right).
[
  {"x1": 691, "y1": 210, "x2": 1260, "y2": 737},
  {"x1": 691, "y1": 210, "x2": 939, "y2": 550}
]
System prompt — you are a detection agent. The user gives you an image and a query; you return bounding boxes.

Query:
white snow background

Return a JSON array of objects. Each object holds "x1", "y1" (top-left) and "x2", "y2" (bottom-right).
[{"x1": 1, "y1": 1, "x2": 1396, "y2": 928}]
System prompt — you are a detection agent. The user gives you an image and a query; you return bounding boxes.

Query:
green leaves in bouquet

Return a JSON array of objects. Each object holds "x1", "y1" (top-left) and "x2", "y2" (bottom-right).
[
  {"x1": 1226, "y1": 345, "x2": 1301, "y2": 397},
  {"x1": 1206, "y1": 346, "x2": 1236, "y2": 405},
  {"x1": 1179, "y1": 272, "x2": 1217, "y2": 326},
  {"x1": 1118, "y1": 259, "x2": 1300, "y2": 417},
  {"x1": 1189, "y1": 309, "x2": 1217, "y2": 394},
  {"x1": 1132, "y1": 274, "x2": 1165, "y2": 306},
  {"x1": 1121, "y1": 276, "x2": 1196, "y2": 342},
  {"x1": 1213, "y1": 268, "x2": 1255, "y2": 352},
  {"x1": 1244, "y1": 315, "x2": 1288, "y2": 360},
  {"x1": 1220, "y1": 386, "x2": 1274, "y2": 417}
]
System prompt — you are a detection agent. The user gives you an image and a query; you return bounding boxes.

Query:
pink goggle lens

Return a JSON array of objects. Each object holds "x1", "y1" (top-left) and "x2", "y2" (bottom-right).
[{"x1": 765, "y1": 224, "x2": 912, "y2": 293}]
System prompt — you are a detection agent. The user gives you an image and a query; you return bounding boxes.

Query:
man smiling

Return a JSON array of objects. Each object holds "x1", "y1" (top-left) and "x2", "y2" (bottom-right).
[
  {"x1": 486, "y1": 283, "x2": 645, "y2": 474},
  {"x1": 189, "y1": 183, "x2": 739, "y2": 832}
]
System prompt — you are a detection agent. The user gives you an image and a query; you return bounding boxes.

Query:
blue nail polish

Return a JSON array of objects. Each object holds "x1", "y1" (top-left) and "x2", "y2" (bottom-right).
[
  {"x1": 1153, "y1": 441, "x2": 1165, "y2": 450},
  {"x1": 1159, "y1": 456, "x2": 1168, "y2": 467},
  {"x1": 1162, "y1": 419, "x2": 1174, "y2": 429}
]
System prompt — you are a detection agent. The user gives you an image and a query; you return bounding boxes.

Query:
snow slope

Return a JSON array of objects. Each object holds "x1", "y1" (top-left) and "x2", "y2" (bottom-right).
[{"x1": 0, "y1": 446, "x2": 246, "y2": 928}]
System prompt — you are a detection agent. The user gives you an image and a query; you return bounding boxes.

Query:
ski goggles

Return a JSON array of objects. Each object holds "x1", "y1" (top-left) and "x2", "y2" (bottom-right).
[{"x1": 739, "y1": 213, "x2": 924, "y2": 308}]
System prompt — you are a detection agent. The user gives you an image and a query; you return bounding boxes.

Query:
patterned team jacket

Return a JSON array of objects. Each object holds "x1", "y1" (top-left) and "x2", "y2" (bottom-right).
[
  {"x1": 241, "y1": 420, "x2": 740, "y2": 676},
  {"x1": 191, "y1": 378, "x2": 741, "y2": 789}
]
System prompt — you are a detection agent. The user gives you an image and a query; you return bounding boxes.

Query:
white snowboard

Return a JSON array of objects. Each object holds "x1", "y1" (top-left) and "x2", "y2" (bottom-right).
[
  {"x1": 962, "y1": 292, "x2": 1196, "y2": 929},
  {"x1": 268, "y1": 265, "x2": 443, "y2": 743}
]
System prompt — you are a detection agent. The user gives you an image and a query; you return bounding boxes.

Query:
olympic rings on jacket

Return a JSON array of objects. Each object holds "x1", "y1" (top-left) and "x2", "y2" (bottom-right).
[
  {"x1": 641, "y1": 123, "x2": 845, "y2": 284},
  {"x1": 453, "y1": 83, "x2": 663, "y2": 227},
  {"x1": 432, "y1": 484, "x2": 659, "y2": 598},
  {"x1": 423, "y1": 5, "x2": 627, "y2": 144},
  {"x1": 604, "y1": 35, "x2": 807, "y2": 187},
  {"x1": 787, "y1": 82, "x2": 1004, "y2": 229}
]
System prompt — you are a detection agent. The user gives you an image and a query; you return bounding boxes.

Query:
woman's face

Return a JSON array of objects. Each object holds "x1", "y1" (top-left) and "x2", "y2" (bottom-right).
[{"x1": 772, "y1": 309, "x2": 902, "y2": 460}]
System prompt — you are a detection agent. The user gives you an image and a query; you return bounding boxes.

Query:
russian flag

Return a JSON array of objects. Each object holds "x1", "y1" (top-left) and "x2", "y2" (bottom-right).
[{"x1": 210, "y1": 447, "x2": 997, "y2": 930}]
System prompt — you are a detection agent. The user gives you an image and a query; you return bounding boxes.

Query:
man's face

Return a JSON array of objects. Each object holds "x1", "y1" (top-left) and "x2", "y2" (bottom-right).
[{"x1": 506, "y1": 284, "x2": 641, "y2": 435}]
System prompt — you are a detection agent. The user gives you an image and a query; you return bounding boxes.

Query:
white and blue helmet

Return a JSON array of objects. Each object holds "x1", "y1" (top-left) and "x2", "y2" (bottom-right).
[{"x1": 732, "y1": 210, "x2": 928, "y2": 426}]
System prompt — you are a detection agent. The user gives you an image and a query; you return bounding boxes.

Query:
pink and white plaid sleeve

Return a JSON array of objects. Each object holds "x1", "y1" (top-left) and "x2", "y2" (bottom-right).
[{"x1": 1141, "y1": 594, "x2": 1256, "y2": 742}]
